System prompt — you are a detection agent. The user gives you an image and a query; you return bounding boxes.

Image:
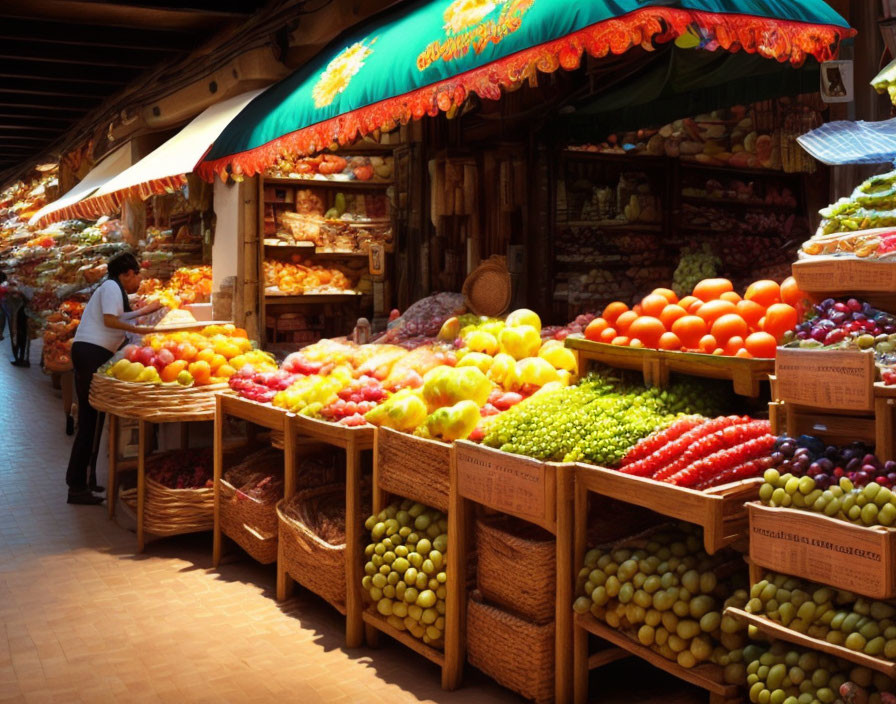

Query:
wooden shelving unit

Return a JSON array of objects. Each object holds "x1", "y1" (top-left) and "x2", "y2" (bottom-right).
[{"x1": 257, "y1": 148, "x2": 397, "y2": 348}]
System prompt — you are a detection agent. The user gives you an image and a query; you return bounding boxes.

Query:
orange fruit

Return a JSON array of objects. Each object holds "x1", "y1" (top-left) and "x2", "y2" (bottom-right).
[
  {"x1": 611, "y1": 336, "x2": 630, "y2": 346},
  {"x1": 188, "y1": 360, "x2": 212, "y2": 385},
  {"x1": 614, "y1": 311, "x2": 639, "y2": 335},
  {"x1": 628, "y1": 316, "x2": 666, "y2": 348},
  {"x1": 678, "y1": 295, "x2": 701, "y2": 312},
  {"x1": 735, "y1": 348, "x2": 753, "y2": 359},
  {"x1": 720, "y1": 291, "x2": 742, "y2": 304},
  {"x1": 651, "y1": 288, "x2": 679, "y2": 305},
  {"x1": 736, "y1": 300, "x2": 766, "y2": 331},
  {"x1": 695, "y1": 300, "x2": 737, "y2": 326},
  {"x1": 602, "y1": 302, "x2": 629, "y2": 324},
  {"x1": 698, "y1": 334, "x2": 717, "y2": 354},
  {"x1": 195, "y1": 348, "x2": 216, "y2": 364},
  {"x1": 233, "y1": 328, "x2": 248, "y2": 339},
  {"x1": 692, "y1": 278, "x2": 733, "y2": 301},
  {"x1": 599, "y1": 327, "x2": 617, "y2": 343},
  {"x1": 659, "y1": 304, "x2": 688, "y2": 329},
  {"x1": 160, "y1": 360, "x2": 188, "y2": 383},
  {"x1": 629, "y1": 338, "x2": 644, "y2": 348},
  {"x1": 632, "y1": 304, "x2": 643, "y2": 316},
  {"x1": 744, "y1": 331, "x2": 777, "y2": 359},
  {"x1": 762, "y1": 303, "x2": 798, "y2": 341},
  {"x1": 585, "y1": 318, "x2": 609, "y2": 341},
  {"x1": 640, "y1": 294, "x2": 669, "y2": 318},
  {"x1": 176, "y1": 342, "x2": 198, "y2": 361},
  {"x1": 671, "y1": 315, "x2": 708, "y2": 349},
  {"x1": 744, "y1": 280, "x2": 781, "y2": 308},
  {"x1": 779, "y1": 276, "x2": 805, "y2": 307},
  {"x1": 712, "y1": 348, "x2": 725, "y2": 356},
  {"x1": 658, "y1": 332, "x2": 682, "y2": 350},
  {"x1": 724, "y1": 336, "x2": 745, "y2": 356},
  {"x1": 710, "y1": 313, "x2": 749, "y2": 344}
]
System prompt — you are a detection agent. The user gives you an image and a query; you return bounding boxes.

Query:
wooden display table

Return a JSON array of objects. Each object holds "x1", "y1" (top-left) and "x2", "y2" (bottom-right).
[
  {"x1": 90, "y1": 374, "x2": 225, "y2": 552},
  {"x1": 453, "y1": 441, "x2": 575, "y2": 703},
  {"x1": 278, "y1": 414, "x2": 374, "y2": 650},
  {"x1": 213, "y1": 394, "x2": 290, "y2": 567},
  {"x1": 367, "y1": 427, "x2": 463, "y2": 690},
  {"x1": 566, "y1": 338, "x2": 774, "y2": 397}
]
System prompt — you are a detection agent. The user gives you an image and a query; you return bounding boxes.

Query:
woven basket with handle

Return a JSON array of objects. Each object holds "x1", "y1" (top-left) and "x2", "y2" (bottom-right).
[
  {"x1": 276, "y1": 487, "x2": 348, "y2": 613},
  {"x1": 219, "y1": 478, "x2": 279, "y2": 564},
  {"x1": 467, "y1": 589, "x2": 554, "y2": 704}
]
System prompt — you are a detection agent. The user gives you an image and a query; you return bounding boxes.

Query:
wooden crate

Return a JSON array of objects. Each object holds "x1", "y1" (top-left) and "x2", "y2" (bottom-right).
[
  {"x1": 218, "y1": 394, "x2": 289, "y2": 432},
  {"x1": 775, "y1": 347, "x2": 876, "y2": 412},
  {"x1": 748, "y1": 502, "x2": 896, "y2": 600},
  {"x1": 791, "y1": 256, "x2": 896, "y2": 314},
  {"x1": 574, "y1": 613, "x2": 740, "y2": 704},
  {"x1": 725, "y1": 607, "x2": 896, "y2": 679},
  {"x1": 566, "y1": 338, "x2": 773, "y2": 397},
  {"x1": 776, "y1": 391, "x2": 896, "y2": 462},
  {"x1": 455, "y1": 440, "x2": 561, "y2": 533},
  {"x1": 376, "y1": 427, "x2": 451, "y2": 512},
  {"x1": 574, "y1": 463, "x2": 761, "y2": 555}
]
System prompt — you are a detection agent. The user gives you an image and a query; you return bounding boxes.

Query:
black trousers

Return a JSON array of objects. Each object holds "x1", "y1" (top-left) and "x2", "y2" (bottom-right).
[
  {"x1": 11, "y1": 306, "x2": 28, "y2": 361},
  {"x1": 66, "y1": 341, "x2": 114, "y2": 491}
]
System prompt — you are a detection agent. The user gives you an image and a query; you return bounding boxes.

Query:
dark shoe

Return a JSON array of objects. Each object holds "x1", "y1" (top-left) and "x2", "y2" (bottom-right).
[
  {"x1": 67, "y1": 490, "x2": 104, "y2": 505},
  {"x1": 90, "y1": 484, "x2": 105, "y2": 494},
  {"x1": 66, "y1": 416, "x2": 74, "y2": 436}
]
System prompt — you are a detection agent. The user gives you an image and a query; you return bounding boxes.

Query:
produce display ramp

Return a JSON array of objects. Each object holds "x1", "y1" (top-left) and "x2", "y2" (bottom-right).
[
  {"x1": 573, "y1": 463, "x2": 761, "y2": 555},
  {"x1": 566, "y1": 338, "x2": 774, "y2": 397},
  {"x1": 724, "y1": 607, "x2": 896, "y2": 679},
  {"x1": 574, "y1": 613, "x2": 741, "y2": 704}
]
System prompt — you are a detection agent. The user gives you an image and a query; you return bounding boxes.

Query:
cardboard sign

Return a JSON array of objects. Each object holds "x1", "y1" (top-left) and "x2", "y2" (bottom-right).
[
  {"x1": 775, "y1": 348, "x2": 874, "y2": 411},
  {"x1": 793, "y1": 258, "x2": 896, "y2": 292},
  {"x1": 455, "y1": 442, "x2": 548, "y2": 524},
  {"x1": 749, "y1": 503, "x2": 895, "y2": 599}
]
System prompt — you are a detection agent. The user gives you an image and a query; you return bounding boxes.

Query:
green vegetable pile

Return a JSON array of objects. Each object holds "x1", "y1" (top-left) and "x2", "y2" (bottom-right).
[{"x1": 482, "y1": 369, "x2": 729, "y2": 466}]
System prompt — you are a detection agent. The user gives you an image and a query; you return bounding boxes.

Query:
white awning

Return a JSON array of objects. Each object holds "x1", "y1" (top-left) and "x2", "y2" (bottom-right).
[
  {"x1": 29, "y1": 145, "x2": 132, "y2": 228},
  {"x1": 71, "y1": 88, "x2": 267, "y2": 221}
]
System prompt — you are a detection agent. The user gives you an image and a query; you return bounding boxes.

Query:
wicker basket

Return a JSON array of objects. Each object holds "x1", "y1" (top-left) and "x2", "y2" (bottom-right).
[
  {"x1": 476, "y1": 515, "x2": 556, "y2": 623},
  {"x1": 276, "y1": 486, "x2": 347, "y2": 612},
  {"x1": 120, "y1": 477, "x2": 214, "y2": 536},
  {"x1": 462, "y1": 256, "x2": 511, "y2": 317},
  {"x1": 467, "y1": 590, "x2": 555, "y2": 704},
  {"x1": 90, "y1": 372, "x2": 228, "y2": 422},
  {"x1": 376, "y1": 428, "x2": 450, "y2": 512},
  {"x1": 219, "y1": 478, "x2": 279, "y2": 564}
]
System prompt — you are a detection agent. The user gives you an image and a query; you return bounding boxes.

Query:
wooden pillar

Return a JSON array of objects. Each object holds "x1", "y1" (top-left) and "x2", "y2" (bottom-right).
[{"x1": 234, "y1": 176, "x2": 260, "y2": 341}]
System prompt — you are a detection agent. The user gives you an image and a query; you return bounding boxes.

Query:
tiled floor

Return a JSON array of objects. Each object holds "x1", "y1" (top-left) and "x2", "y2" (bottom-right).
[{"x1": 0, "y1": 342, "x2": 707, "y2": 703}]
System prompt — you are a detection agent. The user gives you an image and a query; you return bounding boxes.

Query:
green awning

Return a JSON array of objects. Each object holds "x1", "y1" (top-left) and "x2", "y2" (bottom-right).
[{"x1": 199, "y1": 0, "x2": 853, "y2": 181}]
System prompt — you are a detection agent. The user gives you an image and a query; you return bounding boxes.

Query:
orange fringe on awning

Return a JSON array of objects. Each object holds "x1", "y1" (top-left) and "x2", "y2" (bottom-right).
[{"x1": 197, "y1": 7, "x2": 854, "y2": 183}]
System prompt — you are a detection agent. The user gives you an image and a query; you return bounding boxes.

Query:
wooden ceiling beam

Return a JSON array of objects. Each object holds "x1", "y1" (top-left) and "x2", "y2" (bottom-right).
[
  {"x1": 0, "y1": 17, "x2": 196, "y2": 51},
  {"x1": 0, "y1": 60, "x2": 138, "y2": 84},
  {"x1": 0, "y1": 39, "x2": 162, "y2": 68}
]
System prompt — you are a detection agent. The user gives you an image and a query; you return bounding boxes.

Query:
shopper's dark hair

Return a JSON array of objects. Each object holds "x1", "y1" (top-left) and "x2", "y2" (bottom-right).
[{"x1": 107, "y1": 252, "x2": 140, "y2": 281}]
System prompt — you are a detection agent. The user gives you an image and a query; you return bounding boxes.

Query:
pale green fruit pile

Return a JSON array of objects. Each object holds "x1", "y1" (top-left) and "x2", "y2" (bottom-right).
[{"x1": 362, "y1": 500, "x2": 448, "y2": 647}]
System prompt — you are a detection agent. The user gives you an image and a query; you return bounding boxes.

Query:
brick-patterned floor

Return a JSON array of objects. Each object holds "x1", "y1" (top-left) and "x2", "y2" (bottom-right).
[{"x1": 0, "y1": 342, "x2": 707, "y2": 703}]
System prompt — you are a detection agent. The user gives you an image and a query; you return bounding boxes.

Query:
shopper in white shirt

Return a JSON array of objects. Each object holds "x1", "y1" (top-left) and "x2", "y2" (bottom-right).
[{"x1": 66, "y1": 252, "x2": 161, "y2": 505}]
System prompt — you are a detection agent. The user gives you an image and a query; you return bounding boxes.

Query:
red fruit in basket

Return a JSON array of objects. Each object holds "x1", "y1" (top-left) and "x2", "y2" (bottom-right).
[
  {"x1": 136, "y1": 347, "x2": 155, "y2": 366},
  {"x1": 123, "y1": 344, "x2": 141, "y2": 362},
  {"x1": 157, "y1": 349, "x2": 175, "y2": 367},
  {"x1": 494, "y1": 392, "x2": 524, "y2": 410}
]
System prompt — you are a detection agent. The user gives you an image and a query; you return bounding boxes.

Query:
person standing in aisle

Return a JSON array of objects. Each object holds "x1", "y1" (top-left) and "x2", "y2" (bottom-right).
[
  {"x1": 5, "y1": 277, "x2": 30, "y2": 366},
  {"x1": 65, "y1": 253, "x2": 161, "y2": 505},
  {"x1": 0, "y1": 271, "x2": 7, "y2": 341}
]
